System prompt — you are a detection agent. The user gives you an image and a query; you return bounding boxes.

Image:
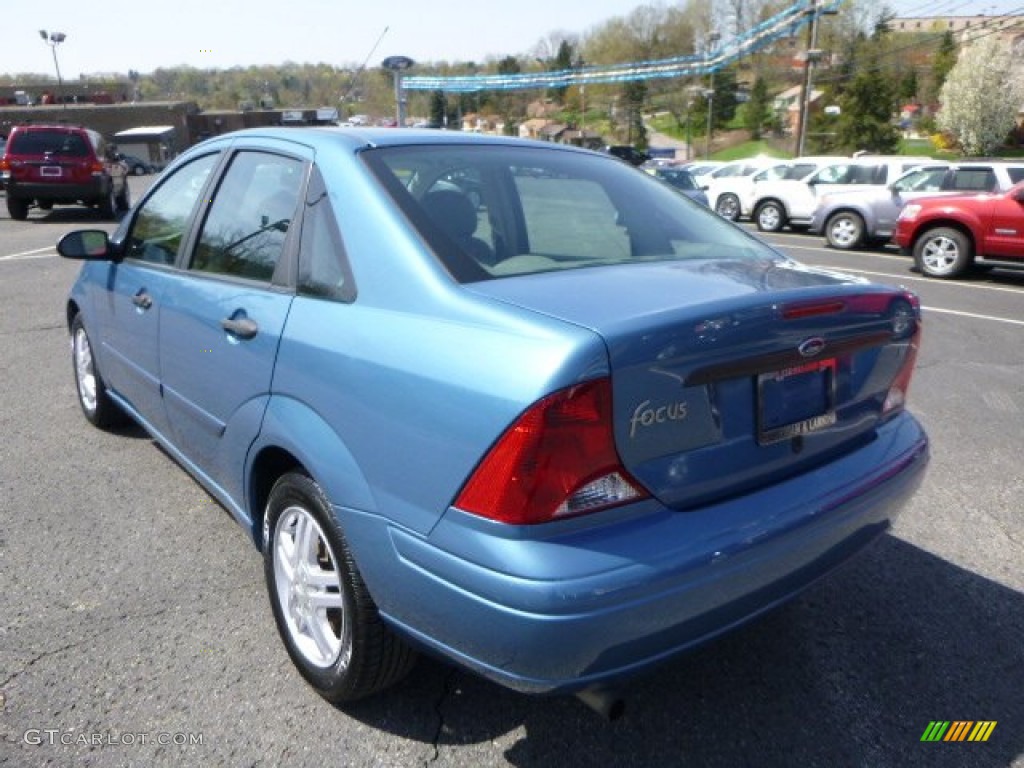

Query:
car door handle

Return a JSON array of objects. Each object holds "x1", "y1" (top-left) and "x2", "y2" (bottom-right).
[
  {"x1": 132, "y1": 292, "x2": 153, "y2": 310},
  {"x1": 221, "y1": 317, "x2": 259, "y2": 340}
]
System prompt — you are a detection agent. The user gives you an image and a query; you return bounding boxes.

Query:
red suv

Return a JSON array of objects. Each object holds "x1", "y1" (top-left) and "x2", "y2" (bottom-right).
[
  {"x1": 0, "y1": 124, "x2": 129, "y2": 220},
  {"x1": 893, "y1": 181, "x2": 1024, "y2": 278}
]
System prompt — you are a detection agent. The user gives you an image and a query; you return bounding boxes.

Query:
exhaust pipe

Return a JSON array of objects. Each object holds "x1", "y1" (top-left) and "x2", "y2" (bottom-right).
[{"x1": 575, "y1": 687, "x2": 626, "y2": 721}]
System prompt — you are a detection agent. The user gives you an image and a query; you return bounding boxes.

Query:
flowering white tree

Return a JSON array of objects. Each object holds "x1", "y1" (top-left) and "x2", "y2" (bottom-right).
[{"x1": 937, "y1": 36, "x2": 1024, "y2": 156}]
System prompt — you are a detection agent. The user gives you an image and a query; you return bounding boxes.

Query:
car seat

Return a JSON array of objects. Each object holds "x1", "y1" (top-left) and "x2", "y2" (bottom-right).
[{"x1": 420, "y1": 189, "x2": 495, "y2": 266}]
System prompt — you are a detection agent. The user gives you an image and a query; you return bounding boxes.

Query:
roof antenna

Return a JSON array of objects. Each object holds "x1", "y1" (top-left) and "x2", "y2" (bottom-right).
[{"x1": 341, "y1": 26, "x2": 390, "y2": 105}]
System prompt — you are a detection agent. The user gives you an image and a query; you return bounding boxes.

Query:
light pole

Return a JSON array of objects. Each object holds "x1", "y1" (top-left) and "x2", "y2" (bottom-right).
[
  {"x1": 39, "y1": 29, "x2": 67, "y2": 109},
  {"x1": 703, "y1": 31, "x2": 721, "y2": 160},
  {"x1": 382, "y1": 55, "x2": 415, "y2": 127},
  {"x1": 575, "y1": 56, "x2": 586, "y2": 131}
]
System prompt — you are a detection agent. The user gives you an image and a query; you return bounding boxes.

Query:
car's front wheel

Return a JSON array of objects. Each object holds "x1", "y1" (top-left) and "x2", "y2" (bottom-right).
[
  {"x1": 71, "y1": 313, "x2": 124, "y2": 428},
  {"x1": 913, "y1": 226, "x2": 973, "y2": 278},
  {"x1": 825, "y1": 211, "x2": 865, "y2": 250},
  {"x1": 755, "y1": 200, "x2": 786, "y2": 232},
  {"x1": 715, "y1": 193, "x2": 741, "y2": 221},
  {"x1": 264, "y1": 472, "x2": 416, "y2": 704}
]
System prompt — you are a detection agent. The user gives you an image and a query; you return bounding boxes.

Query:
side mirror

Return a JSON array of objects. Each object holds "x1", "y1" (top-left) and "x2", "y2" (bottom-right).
[
  {"x1": 1012, "y1": 187, "x2": 1024, "y2": 204},
  {"x1": 57, "y1": 230, "x2": 119, "y2": 261}
]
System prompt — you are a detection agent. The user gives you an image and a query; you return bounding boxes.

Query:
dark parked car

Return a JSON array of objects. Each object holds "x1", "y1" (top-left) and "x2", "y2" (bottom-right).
[
  {"x1": 605, "y1": 144, "x2": 650, "y2": 166},
  {"x1": 0, "y1": 124, "x2": 129, "y2": 220},
  {"x1": 650, "y1": 166, "x2": 709, "y2": 206},
  {"x1": 58, "y1": 127, "x2": 928, "y2": 711},
  {"x1": 119, "y1": 153, "x2": 156, "y2": 175}
]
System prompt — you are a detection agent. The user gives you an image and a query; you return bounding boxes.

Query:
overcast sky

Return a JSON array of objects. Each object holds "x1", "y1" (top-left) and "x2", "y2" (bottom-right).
[{"x1": 4, "y1": 0, "x2": 1021, "y2": 79}]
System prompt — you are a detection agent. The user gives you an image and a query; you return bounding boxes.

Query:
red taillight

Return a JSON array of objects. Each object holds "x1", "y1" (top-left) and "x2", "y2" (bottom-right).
[
  {"x1": 883, "y1": 294, "x2": 922, "y2": 415},
  {"x1": 89, "y1": 161, "x2": 105, "y2": 176},
  {"x1": 454, "y1": 378, "x2": 648, "y2": 525}
]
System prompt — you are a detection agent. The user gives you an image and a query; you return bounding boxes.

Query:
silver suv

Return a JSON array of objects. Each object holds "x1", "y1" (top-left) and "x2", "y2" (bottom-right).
[
  {"x1": 810, "y1": 162, "x2": 1024, "y2": 250},
  {"x1": 750, "y1": 156, "x2": 932, "y2": 233}
]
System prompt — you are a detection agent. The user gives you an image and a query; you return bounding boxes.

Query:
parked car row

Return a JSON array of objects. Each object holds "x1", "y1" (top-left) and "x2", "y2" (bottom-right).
[{"x1": 673, "y1": 152, "x2": 1024, "y2": 280}]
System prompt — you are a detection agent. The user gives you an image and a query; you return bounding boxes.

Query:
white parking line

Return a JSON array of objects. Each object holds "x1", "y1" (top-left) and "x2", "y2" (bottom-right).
[
  {"x1": 921, "y1": 306, "x2": 1024, "y2": 327},
  {"x1": 811, "y1": 265, "x2": 1024, "y2": 296},
  {"x1": 0, "y1": 246, "x2": 57, "y2": 261}
]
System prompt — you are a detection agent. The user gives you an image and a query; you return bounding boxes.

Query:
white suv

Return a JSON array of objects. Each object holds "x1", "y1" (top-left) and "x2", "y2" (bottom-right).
[
  {"x1": 750, "y1": 157, "x2": 933, "y2": 233},
  {"x1": 707, "y1": 156, "x2": 845, "y2": 221}
]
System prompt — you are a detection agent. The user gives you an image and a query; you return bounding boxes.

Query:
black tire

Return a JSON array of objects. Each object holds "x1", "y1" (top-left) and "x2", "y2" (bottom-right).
[
  {"x1": 825, "y1": 211, "x2": 865, "y2": 250},
  {"x1": 6, "y1": 195, "x2": 29, "y2": 220},
  {"x1": 264, "y1": 472, "x2": 417, "y2": 704},
  {"x1": 70, "y1": 313, "x2": 125, "y2": 429},
  {"x1": 715, "y1": 193, "x2": 741, "y2": 221},
  {"x1": 755, "y1": 200, "x2": 786, "y2": 232},
  {"x1": 98, "y1": 185, "x2": 117, "y2": 220},
  {"x1": 115, "y1": 182, "x2": 131, "y2": 212},
  {"x1": 912, "y1": 226, "x2": 973, "y2": 278}
]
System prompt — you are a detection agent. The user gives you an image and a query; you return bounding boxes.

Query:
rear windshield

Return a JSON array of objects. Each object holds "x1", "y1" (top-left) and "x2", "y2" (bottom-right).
[
  {"x1": 363, "y1": 145, "x2": 780, "y2": 283},
  {"x1": 9, "y1": 130, "x2": 90, "y2": 157}
]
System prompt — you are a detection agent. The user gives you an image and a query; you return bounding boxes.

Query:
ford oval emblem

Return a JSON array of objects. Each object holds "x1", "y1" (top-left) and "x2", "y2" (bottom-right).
[{"x1": 798, "y1": 337, "x2": 827, "y2": 357}]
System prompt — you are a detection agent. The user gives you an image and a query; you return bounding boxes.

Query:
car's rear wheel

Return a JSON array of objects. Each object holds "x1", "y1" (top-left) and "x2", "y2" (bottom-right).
[
  {"x1": 6, "y1": 196, "x2": 29, "y2": 220},
  {"x1": 115, "y1": 183, "x2": 131, "y2": 212},
  {"x1": 755, "y1": 200, "x2": 786, "y2": 232},
  {"x1": 98, "y1": 186, "x2": 117, "y2": 220},
  {"x1": 264, "y1": 472, "x2": 417, "y2": 703},
  {"x1": 913, "y1": 226, "x2": 973, "y2": 278},
  {"x1": 825, "y1": 211, "x2": 865, "y2": 250},
  {"x1": 71, "y1": 313, "x2": 125, "y2": 429},
  {"x1": 715, "y1": 193, "x2": 740, "y2": 221}
]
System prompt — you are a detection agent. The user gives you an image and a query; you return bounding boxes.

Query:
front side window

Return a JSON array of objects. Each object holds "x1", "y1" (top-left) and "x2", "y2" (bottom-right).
[
  {"x1": 893, "y1": 167, "x2": 947, "y2": 192},
  {"x1": 364, "y1": 145, "x2": 778, "y2": 283},
  {"x1": 124, "y1": 152, "x2": 220, "y2": 265},
  {"x1": 190, "y1": 151, "x2": 304, "y2": 281}
]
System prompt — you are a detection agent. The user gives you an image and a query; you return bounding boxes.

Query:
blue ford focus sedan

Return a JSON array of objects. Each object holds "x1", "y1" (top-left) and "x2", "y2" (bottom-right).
[{"x1": 59, "y1": 128, "x2": 928, "y2": 710}]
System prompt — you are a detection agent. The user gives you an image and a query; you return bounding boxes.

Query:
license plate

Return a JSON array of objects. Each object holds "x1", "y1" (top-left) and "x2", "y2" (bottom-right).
[
  {"x1": 40, "y1": 166, "x2": 63, "y2": 177},
  {"x1": 757, "y1": 358, "x2": 837, "y2": 444}
]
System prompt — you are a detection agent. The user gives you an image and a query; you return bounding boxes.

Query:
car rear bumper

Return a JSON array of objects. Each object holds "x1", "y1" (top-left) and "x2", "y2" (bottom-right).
[
  {"x1": 341, "y1": 411, "x2": 928, "y2": 694},
  {"x1": 5, "y1": 179, "x2": 106, "y2": 202}
]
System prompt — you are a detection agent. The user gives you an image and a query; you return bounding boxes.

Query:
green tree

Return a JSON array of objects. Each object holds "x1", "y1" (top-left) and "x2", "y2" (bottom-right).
[
  {"x1": 937, "y1": 36, "x2": 1024, "y2": 156},
  {"x1": 834, "y1": 61, "x2": 900, "y2": 153},
  {"x1": 742, "y1": 77, "x2": 771, "y2": 140},
  {"x1": 931, "y1": 30, "x2": 957, "y2": 95}
]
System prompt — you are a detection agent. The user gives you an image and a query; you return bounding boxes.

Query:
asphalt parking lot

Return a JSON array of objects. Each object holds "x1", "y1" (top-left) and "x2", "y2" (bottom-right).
[{"x1": 1, "y1": 177, "x2": 1022, "y2": 767}]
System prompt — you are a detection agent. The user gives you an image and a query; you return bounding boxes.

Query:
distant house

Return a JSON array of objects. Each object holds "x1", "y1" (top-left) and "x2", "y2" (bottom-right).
[{"x1": 773, "y1": 86, "x2": 824, "y2": 136}]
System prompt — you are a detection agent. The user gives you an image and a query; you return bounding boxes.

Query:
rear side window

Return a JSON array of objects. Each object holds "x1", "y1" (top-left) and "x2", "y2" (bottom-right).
[
  {"x1": 297, "y1": 165, "x2": 355, "y2": 302},
  {"x1": 1005, "y1": 168, "x2": 1024, "y2": 184},
  {"x1": 949, "y1": 168, "x2": 997, "y2": 192},
  {"x1": 10, "y1": 130, "x2": 89, "y2": 157},
  {"x1": 190, "y1": 151, "x2": 304, "y2": 282}
]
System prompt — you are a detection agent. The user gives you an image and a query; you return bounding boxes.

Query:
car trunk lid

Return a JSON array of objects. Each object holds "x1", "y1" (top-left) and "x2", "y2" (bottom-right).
[{"x1": 467, "y1": 259, "x2": 920, "y2": 510}]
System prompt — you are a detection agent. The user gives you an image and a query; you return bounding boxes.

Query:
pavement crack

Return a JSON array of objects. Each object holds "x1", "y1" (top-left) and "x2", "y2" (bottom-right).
[
  {"x1": 424, "y1": 668, "x2": 457, "y2": 766},
  {"x1": 0, "y1": 639, "x2": 87, "y2": 691}
]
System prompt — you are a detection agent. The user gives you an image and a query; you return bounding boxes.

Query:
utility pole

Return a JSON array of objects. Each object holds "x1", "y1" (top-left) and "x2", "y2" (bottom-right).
[{"x1": 795, "y1": 1, "x2": 835, "y2": 156}]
